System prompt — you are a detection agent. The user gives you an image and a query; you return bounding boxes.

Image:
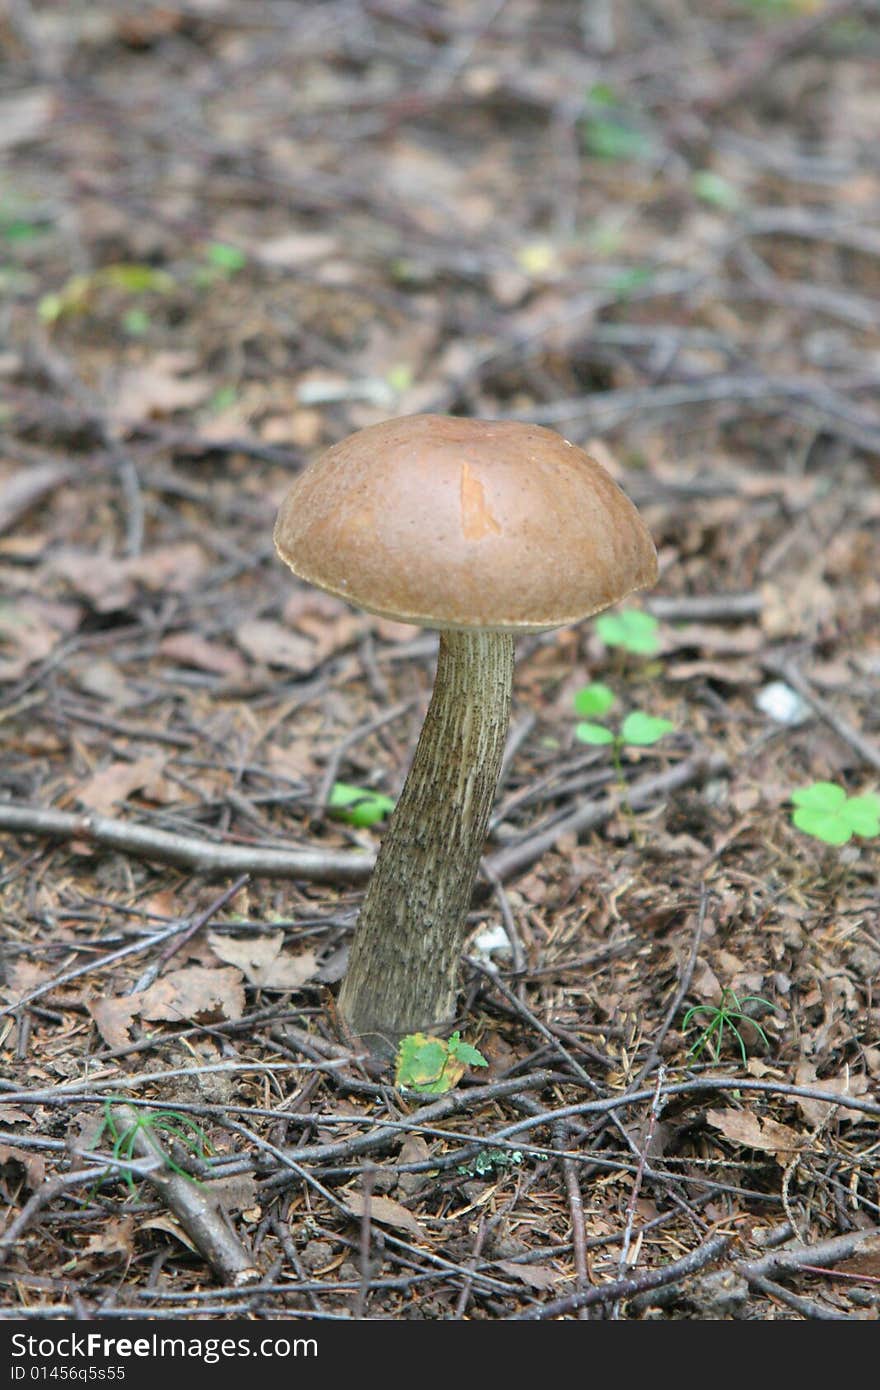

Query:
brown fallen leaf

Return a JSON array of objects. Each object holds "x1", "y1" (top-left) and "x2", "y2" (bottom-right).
[
  {"x1": 87, "y1": 996, "x2": 140, "y2": 1050},
  {"x1": 342, "y1": 1193, "x2": 427, "y2": 1239},
  {"x1": 0, "y1": 1143, "x2": 46, "y2": 1190},
  {"x1": 110, "y1": 352, "x2": 213, "y2": 426},
  {"x1": 235, "y1": 619, "x2": 317, "y2": 673},
  {"x1": 159, "y1": 631, "x2": 248, "y2": 679},
  {"x1": 77, "y1": 754, "x2": 170, "y2": 815},
  {"x1": 0, "y1": 462, "x2": 74, "y2": 536},
  {"x1": 83, "y1": 1218, "x2": 136, "y2": 1259},
  {"x1": 89, "y1": 966, "x2": 245, "y2": 1048},
  {"x1": 138, "y1": 966, "x2": 245, "y2": 1026},
  {"x1": 0, "y1": 596, "x2": 81, "y2": 682},
  {"x1": 495, "y1": 1260, "x2": 561, "y2": 1290},
  {"x1": 706, "y1": 1108, "x2": 802, "y2": 1165},
  {"x1": 206, "y1": 931, "x2": 317, "y2": 990},
  {"x1": 793, "y1": 1063, "x2": 869, "y2": 1128}
]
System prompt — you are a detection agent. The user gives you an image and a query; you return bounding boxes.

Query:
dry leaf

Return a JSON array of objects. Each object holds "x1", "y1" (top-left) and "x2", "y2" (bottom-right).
[
  {"x1": 89, "y1": 966, "x2": 245, "y2": 1048},
  {"x1": 138, "y1": 966, "x2": 245, "y2": 1025},
  {"x1": 206, "y1": 931, "x2": 317, "y2": 990},
  {"x1": 77, "y1": 755, "x2": 169, "y2": 815},
  {"x1": 793, "y1": 1063, "x2": 869, "y2": 1128},
  {"x1": 0, "y1": 462, "x2": 74, "y2": 536},
  {"x1": 139, "y1": 1215, "x2": 197, "y2": 1252},
  {"x1": 235, "y1": 619, "x2": 317, "y2": 673},
  {"x1": 128, "y1": 543, "x2": 207, "y2": 593},
  {"x1": 342, "y1": 1193, "x2": 427, "y2": 1238},
  {"x1": 0, "y1": 1143, "x2": 46, "y2": 1190},
  {"x1": 159, "y1": 632, "x2": 248, "y2": 679},
  {"x1": 110, "y1": 353, "x2": 213, "y2": 426},
  {"x1": 87, "y1": 996, "x2": 140, "y2": 1050},
  {"x1": 255, "y1": 232, "x2": 338, "y2": 267},
  {"x1": 83, "y1": 1218, "x2": 136, "y2": 1258},
  {"x1": 49, "y1": 548, "x2": 136, "y2": 612},
  {"x1": 706, "y1": 1108, "x2": 802, "y2": 1164},
  {"x1": 495, "y1": 1260, "x2": 560, "y2": 1290}
]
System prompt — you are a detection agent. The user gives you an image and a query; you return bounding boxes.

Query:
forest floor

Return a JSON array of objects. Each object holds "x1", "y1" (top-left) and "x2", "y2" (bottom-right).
[{"x1": 1, "y1": 0, "x2": 879, "y2": 1321}]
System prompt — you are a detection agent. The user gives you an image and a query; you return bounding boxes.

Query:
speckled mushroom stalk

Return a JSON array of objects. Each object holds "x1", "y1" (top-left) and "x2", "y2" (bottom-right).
[{"x1": 337, "y1": 629, "x2": 514, "y2": 1050}]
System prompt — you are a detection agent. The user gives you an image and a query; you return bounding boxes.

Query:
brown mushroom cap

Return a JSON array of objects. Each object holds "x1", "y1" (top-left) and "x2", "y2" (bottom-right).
[{"x1": 274, "y1": 414, "x2": 658, "y2": 632}]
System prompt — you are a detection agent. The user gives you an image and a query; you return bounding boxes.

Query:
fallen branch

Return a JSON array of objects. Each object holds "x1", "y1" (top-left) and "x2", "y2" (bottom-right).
[
  {"x1": 484, "y1": 751, "x2": 729, "y2": 881},
  {"x1": 109, "y1": 1104, "x2": 260, "y2": 1287},
  {"x1": 509, "y1": 1231, "x2": 731, "y2": 1318},
  {"x1": 0, "y1": 803, "x2": 375, "y2": 883},
  {"x1": 1, "y1": 752, "x2": 728, "y2": 890}
]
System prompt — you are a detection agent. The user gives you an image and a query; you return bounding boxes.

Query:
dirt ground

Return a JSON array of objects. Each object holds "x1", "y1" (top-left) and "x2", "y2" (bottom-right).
[{"x1": 1, "y1": 0, "x2": 879, "y2": 1322}]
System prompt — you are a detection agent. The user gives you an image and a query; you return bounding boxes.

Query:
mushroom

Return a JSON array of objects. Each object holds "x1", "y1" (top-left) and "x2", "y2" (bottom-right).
[{"x1": 274, "y1": 414, "x2": 657, "y2": 1052}]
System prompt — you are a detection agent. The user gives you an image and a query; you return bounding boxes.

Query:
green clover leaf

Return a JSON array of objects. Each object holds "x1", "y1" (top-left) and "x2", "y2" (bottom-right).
[
  {"x1": 595, "y1": 609, "x2": 660, "y2": 655},
  {"x1": 575, "y1": 722, "x2": 617, "y2": 746},
  {"x1": 620, "y1": 712, "x2": 674, "y2": 746},
  {"x1": 791, "y1": 783, "x2": 880, "y2": 846},
  {"x1": 573, "y1": 682, "x2": 616, "y2": 717}
]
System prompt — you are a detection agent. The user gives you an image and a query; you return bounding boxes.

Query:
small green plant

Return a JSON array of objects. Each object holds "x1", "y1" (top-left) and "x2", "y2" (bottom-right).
[
  {"x1": 683, "y1": 988, "x2": 781, "y2": 1067},
  {"x1": 457, "y1": 1147, "x2": 525, "y2": 1178},
  {"x1": 93, "y1": 1100, "x2": 213, "y2": 1191},
  {"x1": 790, "y1": 782, "x2": 880, "y2": 847},
  {"x1": 581, "y1": 85, "x2": 651, "y2": 163},
  {"x1": 692, "y1": 170, "x2": 740, "y2": 211},
  {"x1": 395, "y1": 1031, "x2": 488, "y2": 1094},
  {"x1": 193, "y1": 241, "x2": 247, "y2": 288},
  {"x1": 328, "y1": 781, "x2": 395, "y2": 828},
  {"x1": 573, "y1": 682, "x2": 673, "y2": 752},
  {"x1": 38, "y1": 263, "x2": 174, "y2": 324},
  {"x1": 594, "y1": 608, "x2": 660, "y2": 655}
]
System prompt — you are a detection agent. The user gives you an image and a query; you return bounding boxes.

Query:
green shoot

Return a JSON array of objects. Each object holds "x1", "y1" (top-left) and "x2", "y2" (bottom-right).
[
  {"x1": 395, "y1": 1031, "x2": 488, "y2": 1094},
  {"x1": 92, "y1": 1099, "x2": 213, "y2": 1191},
  {"x1": 328, "y1": 781, "x2": 395, "y2": 828},
  {"x1": 573, "y1": 684, "x2": 673, "y2": 751},
  {"x1": 790, "y1": 782, "x2": 880, "y2": 846},
  {"x1": 38, "y1": 263, "x2": 174, "y2": 324},
  {"x1": 595, "y1": 608, "x2": 660, "y2": 655},
  {"x1": 457, "y1": 1147, "x2": 524, "y2": 1178},
  {"x1": 683, "y1": 988, "x2": 781, "y2": 1067}
]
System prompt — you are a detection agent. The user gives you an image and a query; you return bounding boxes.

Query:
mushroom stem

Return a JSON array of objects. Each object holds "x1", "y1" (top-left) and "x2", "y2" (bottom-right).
[{"x1": 338, "y1": 628, "x2": 515, "y2": 1052}]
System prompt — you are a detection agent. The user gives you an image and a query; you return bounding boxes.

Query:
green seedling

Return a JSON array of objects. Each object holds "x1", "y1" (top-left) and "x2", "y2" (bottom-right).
[
  {"x1": 92, "y1": 1099, "x2": 213, "y2": 1191},
  {"x1": 328, "y1": 781, "x2": 395, "y2": 828},
  {"x1": 790, "y1": 782, "x2": 880, "y2": 847},
  {"x1": 193, "y1": 241, "x2": 247, "y2": 288},
  {"x1": 457, "y1": 1147, "x2": 525, "y2": 1178},
  {"x1": 574, "y1": 682, "x2": 673, "y2": 752},
  {"x1": 595, "y1": 608, "x2": 660, "y2": 656},
  {"x1": 395, "y1": 1031, "x2": 488, "y2": 1095},
  {"x1": 692, "y1": 170, "x2": 740, "y2": 211},
  {"x1": 683, "y1": 988, "x2": 781, "y2": 1067},
  {"x1": 38, "y1": 263, "x2": 175, "y2": 324}
]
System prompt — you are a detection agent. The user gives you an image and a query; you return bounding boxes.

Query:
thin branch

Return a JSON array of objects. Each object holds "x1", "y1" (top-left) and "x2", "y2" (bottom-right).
[{"x1": 0, "y1": 802, "x2": 375, "y2": 883}]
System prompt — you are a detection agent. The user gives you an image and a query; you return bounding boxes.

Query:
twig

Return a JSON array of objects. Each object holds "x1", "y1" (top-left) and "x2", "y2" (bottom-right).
[
  {"x1": 501, "y1": 374, "x2": 880, "y2": 456},
  {"x1": 0, "y1": 803, "x2": 376, "y2": 883},
  {"x1": 762, "y1": 658, "x2": 880, "y2": 773},
  {"x1": 109, "y1": 1104, "x2": 260, "y2": 1287},
  {"x1": 626, "y1": 887, "x2": 708, "y2": 1090},
  {"x1": 484, "y1": 752, "x2": 729, "y2": 881},
  {"x1": 552, "y1": 1121, "x2": 590, "y2": 1318},
  {"x1": 509, "y1": 1231, "x2": 730, "y2": 1318},
  {"x1": 612, "y1": 1067, "x2": 666, "y2": 1318},
  {"x1": 130, "y1": 874, "x2": 250, "y2": 992}
]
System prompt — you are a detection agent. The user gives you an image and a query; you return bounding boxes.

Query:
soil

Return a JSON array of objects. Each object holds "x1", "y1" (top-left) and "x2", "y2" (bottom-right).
[{"x1": 0, "y1": 0, "x2": 878, "y2": 1321}]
